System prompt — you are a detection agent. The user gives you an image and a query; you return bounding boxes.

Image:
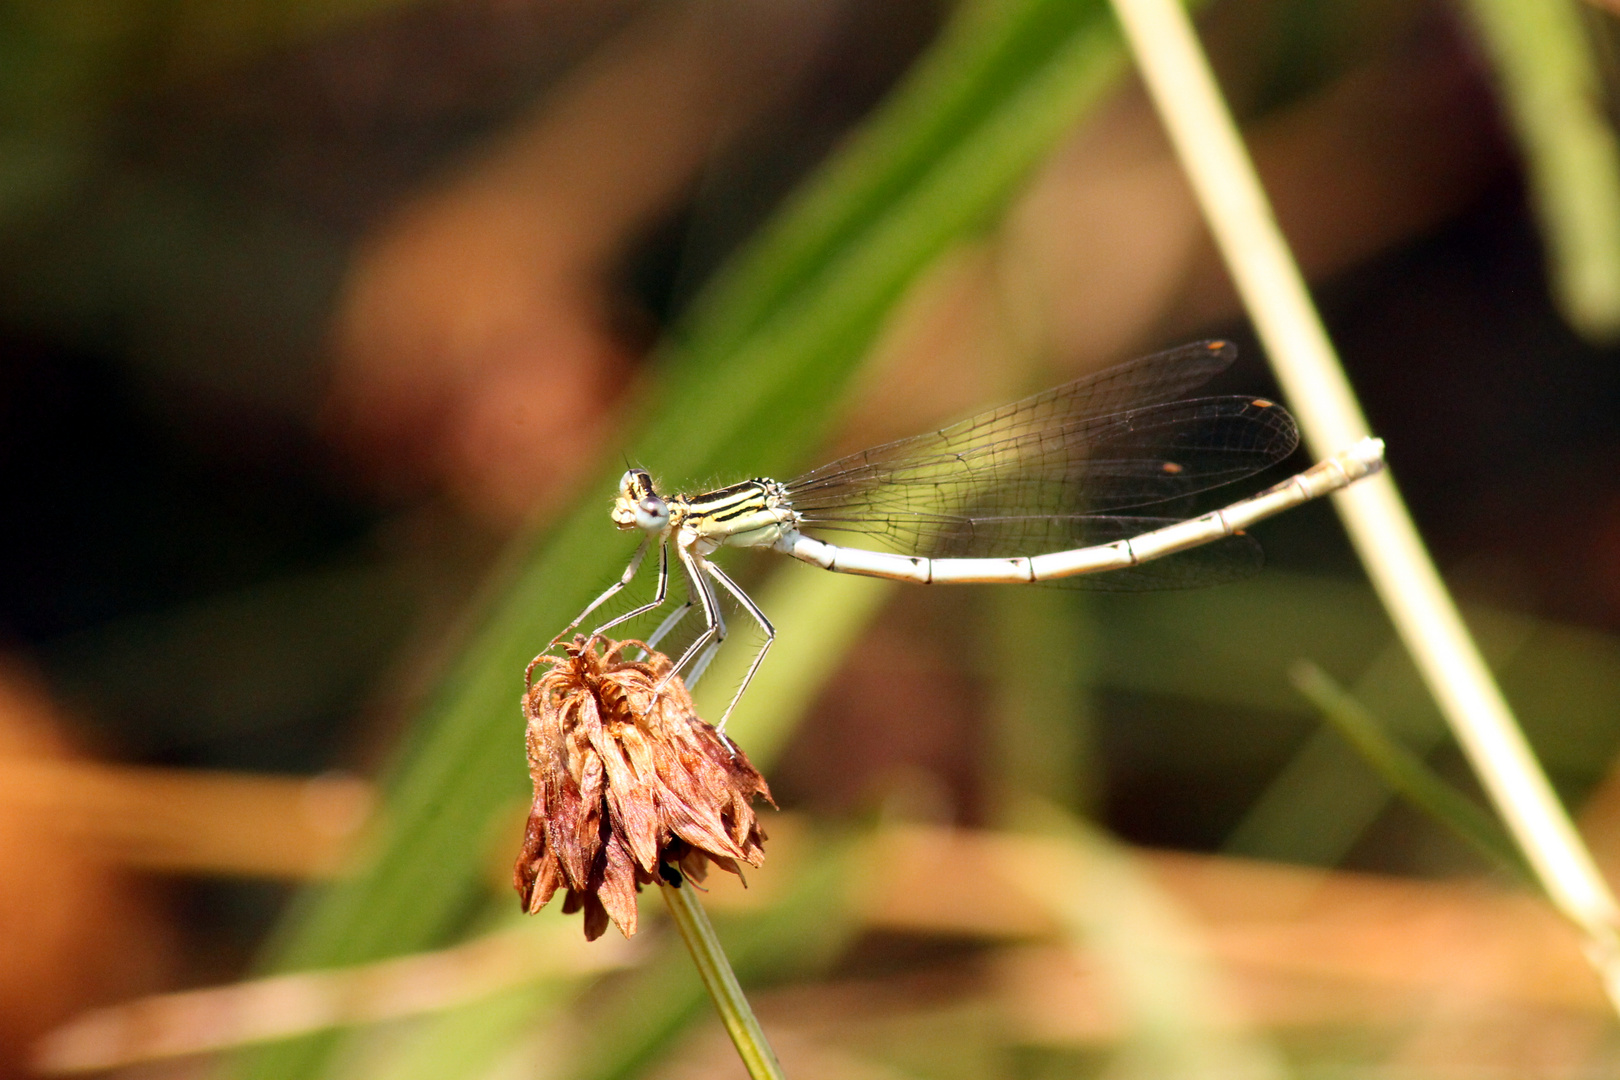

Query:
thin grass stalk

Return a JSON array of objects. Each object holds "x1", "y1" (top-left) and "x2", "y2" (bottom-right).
[
  {"x1": 1460, "y1": 0, "x2": 1620, "y2": 338},
  {"x1": 659, "y1": 878, "x2": 785, "y2": 1080},
  {"x1": 1107, "y1": 0, "x2": 1620, "y2": 1010},
  {"x1": 1289, "y1": 660, "x2": 1535, "y2": 884}
]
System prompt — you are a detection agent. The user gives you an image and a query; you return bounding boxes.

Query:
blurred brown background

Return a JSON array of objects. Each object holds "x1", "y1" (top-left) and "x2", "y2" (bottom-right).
[{"x1": 4, "y1": 0, "x2": 1620, "y2": 1077}]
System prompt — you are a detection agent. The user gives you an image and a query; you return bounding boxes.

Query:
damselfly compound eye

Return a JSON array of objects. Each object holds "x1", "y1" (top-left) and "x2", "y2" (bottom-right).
[{"x1": 635, "y1": 495, "x2": 670, "y2": 531}]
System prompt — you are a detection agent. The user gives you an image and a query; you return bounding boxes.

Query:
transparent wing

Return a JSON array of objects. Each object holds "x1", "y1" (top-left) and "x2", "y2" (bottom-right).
[
  {"x1": 784, "y1": 341, "x2": 1298, "y2": 585},
  {"x1": 791, "y1": 340, "x2": 1239, "y2": 497}
]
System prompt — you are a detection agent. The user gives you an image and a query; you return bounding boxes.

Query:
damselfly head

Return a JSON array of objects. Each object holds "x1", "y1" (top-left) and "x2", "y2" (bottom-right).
[{"x1": 612, "y1": 469, "x2": 670, "y2": 533}]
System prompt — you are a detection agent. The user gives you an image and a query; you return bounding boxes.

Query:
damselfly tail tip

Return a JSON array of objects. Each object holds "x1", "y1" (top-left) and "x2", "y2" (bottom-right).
[{"x1": 1349, "y1": 436, "x2": 1387, "y2": 473}]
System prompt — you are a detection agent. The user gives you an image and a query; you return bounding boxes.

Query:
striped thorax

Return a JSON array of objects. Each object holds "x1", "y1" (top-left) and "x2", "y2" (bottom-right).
[{"x1": 613, "y1": 469, "x2": 798, "y2": 557}]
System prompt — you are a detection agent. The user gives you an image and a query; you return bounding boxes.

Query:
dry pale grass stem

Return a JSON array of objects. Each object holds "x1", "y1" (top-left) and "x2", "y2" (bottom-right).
[{"x1": 516, "y1": 636, "x2": 772, "y2": 940}]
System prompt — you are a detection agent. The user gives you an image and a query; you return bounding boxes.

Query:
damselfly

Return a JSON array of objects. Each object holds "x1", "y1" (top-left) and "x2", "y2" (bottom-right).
[{"x1": 541, "y1": 341, "x2": 1385, "y2": 728}]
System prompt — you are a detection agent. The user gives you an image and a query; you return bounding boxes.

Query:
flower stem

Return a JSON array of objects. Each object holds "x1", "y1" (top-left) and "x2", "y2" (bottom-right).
[{"x1": 659, "y1": 874, "x2": 786, "y2": 1080}]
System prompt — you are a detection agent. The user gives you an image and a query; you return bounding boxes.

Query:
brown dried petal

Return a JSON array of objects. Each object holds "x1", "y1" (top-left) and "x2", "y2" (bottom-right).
[
  {"x1": 605, "y1": 726, "x2": 662, "y2": 873},
  {"x1": 515, "y1": 636, "x2": 772, "y2": 939},
  {"x1": 558, "y1": 712, "x2": 605, "y2": 885},
  {"x1": 595, "y1": 828, "x2": 641, "y2": 938},
  {"x1": 516, "y1": 839, "x2": 561, "y2": 915}
]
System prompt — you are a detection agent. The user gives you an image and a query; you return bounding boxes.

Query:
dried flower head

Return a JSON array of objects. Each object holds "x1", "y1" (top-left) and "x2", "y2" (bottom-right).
[{"x1": 515, "y1": 636, "x2": 773, "y2": 940}]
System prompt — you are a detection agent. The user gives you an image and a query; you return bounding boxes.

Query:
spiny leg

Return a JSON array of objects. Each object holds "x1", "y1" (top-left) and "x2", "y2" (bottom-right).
[
  {"x1": 683, "y1": 620, "x2": 728, "y2": 690},
  {"x1": 702, "y1": 560, "x2": 775, "y2": 732},
  {"x1": 545, "y1": 537, "x2": 651, "y2": 653},
  {"x1": 629, "y1": 591, "x2": 695, "y2": 663},
  {"x1": 588, "y1": 539, "x2": 671, "y2": 639},
  {"x1": 660, "y1": 545, "x2": 726, "y2": 694},
  {"x1": 530, "y1": 537, "x2": 651, "y2": 686},
  {"x1": 685, "y1": 642, "x2": 722, "y2": 686},
  {"x1": 646, "y1": 596, "x2": 697, "y2": 651}
]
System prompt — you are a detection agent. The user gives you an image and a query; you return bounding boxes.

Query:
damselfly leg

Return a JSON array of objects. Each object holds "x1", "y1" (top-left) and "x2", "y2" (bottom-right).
[
  {"x1": 544, "y1": 530, "x2": 773, "y2": 732},
  {"x1": 645, "y1": 589, "x2": 696, "y2": 650},
  {"x1": 529, "y1": 543, "x2": 658, "y2": 684},
  {"x1": 691, "y1": 558, "x2": 775, "y2": 727},
  {"x1": 543, "y1": 538, "x2": 663, "y2": 649}
]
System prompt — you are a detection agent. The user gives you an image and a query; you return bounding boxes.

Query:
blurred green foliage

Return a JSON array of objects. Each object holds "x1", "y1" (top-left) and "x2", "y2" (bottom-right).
[
  {"x1": 9, "y1": 0, "x2": 1604, "y2": 1075},
  {"x1": 1289, "y1": 659, "x2": 1534, "y2": 881},
  {"x1": 0, "y1": 0, "x2": 415, "y2": 217},
  {"x1": 233, "y1": 0, "x2": 1135, "y2": 1075},
  {"x1": 1461, "y1": 0, "x2": 1620, "y2": 337}
]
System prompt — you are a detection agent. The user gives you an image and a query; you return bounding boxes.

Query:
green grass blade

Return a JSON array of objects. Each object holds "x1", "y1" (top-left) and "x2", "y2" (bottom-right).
[
  {"x1": 692, "y1": 566, "x2": 896, "y2": 767},
  {"x1": 1222, "y1": 600, "x2": 1534, "y2": 866},
  {"x1": 985, "y1": 588, "x2": 1099, "y2": 817},
  {"x1": 1462, "y1": 0, "x2": 1620, "y2": 338},
  {"x1": 231, "y1": 2, "x2": 1131, "y2": 1076},
  {"x1": 679, "y1": 0, "x2": 1123, "y2": 358},
  {"x1": 1289, "y1": 660, "x2": 1536, "y2": 884},
  {"x1": 351, "y1": 982, "x2": 570, "y2": 1080}
]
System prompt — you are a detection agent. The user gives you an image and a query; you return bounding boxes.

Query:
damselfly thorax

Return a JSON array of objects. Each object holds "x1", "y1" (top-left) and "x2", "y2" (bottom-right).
[{"x1": 613, "y1": 471, "x2": 800, "y2": 558}]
